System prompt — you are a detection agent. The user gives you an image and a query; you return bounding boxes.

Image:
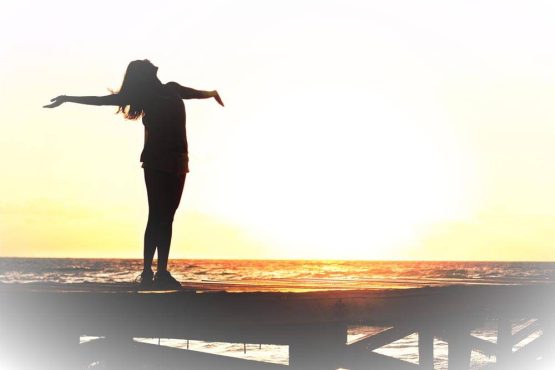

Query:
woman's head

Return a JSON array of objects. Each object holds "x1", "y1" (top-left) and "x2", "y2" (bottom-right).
[{"x1": 115, "y1": 59, "x2": 160, "y2": 120}]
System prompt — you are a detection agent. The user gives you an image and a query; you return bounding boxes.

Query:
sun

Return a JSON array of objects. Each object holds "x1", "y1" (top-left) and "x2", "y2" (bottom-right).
[{"x1": 194, "y1": 89, "x2": 477, "y2": 260}]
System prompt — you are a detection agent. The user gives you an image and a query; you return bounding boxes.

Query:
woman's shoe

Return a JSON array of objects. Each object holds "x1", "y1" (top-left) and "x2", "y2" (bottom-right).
[
  {"x1": 154, "y1": 270, "x2": 182, "y2": 290},
  {"x1": 136, "y1": 269, "x2": 154, "y2": 288}
]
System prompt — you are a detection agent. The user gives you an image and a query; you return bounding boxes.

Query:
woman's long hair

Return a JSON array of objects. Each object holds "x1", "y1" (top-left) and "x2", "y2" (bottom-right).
[{"x1": 113, "y1": 60, "x2": 159, "y2": 120}]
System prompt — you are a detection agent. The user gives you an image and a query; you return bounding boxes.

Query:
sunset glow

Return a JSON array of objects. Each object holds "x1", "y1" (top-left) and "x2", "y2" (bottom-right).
[{"x1": 2, "y1": 1, "x2": 555, "y2": 260}]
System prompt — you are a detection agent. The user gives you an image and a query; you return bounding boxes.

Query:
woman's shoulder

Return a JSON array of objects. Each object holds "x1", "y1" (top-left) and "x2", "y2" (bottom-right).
[
  {"x1": 165, "y1": 81, "x2": 182, "y2": 90},
  {"x1": 163, "y1": 82, "x2": 186, "y2": 97}
]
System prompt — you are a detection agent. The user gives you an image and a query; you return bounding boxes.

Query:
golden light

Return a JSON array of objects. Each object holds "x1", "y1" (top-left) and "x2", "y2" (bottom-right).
[
  {"x1": 194, "y1": 88, "x2": 478, "y2": 259},
  {"x1": 3, "y1": 1, "x2": 554, "y2": 260}
]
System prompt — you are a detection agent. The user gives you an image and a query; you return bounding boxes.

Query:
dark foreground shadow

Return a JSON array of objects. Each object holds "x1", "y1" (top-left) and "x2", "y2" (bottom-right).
[{"x1": 1, "y1": 283, "x2": 554, "y2": 369}]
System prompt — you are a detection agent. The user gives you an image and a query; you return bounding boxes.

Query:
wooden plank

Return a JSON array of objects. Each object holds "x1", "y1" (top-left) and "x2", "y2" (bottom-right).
[
  {"x1": 512, "y1": 320, "x2": 541, "y2": 346},
  {"x1": 97, "y1": 338, "x2": 288, "y2": 370},
  {"x1": 347, "y1": 326, "x2": 416, "y2": 353},
  {"x1": 435, "y1": 332, "x2": 498, "y2": 356},
  {"x1": 344, "y1": 350, "x2": 420, "y2": 370},
  {"x1": 467, "y1": 335, "x2": 498, "y2": 356}
]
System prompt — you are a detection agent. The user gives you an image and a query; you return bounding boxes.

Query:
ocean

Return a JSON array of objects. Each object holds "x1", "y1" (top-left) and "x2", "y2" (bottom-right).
[{"x1": 1, "y1": 258, "x2": 553, "y2": 369}]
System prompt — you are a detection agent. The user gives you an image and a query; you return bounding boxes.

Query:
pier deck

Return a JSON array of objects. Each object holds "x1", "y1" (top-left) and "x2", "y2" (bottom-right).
[{"x1": 1, "y1": 282, "x2": 554, "y2": 369}]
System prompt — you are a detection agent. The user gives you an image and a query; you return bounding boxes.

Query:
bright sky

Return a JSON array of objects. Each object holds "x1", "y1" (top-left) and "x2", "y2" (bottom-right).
[{"x1": 1, "y1": 1, "x2": 555, "y2": 260}]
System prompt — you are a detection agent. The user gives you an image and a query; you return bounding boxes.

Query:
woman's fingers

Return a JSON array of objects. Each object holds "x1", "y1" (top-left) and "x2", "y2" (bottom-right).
[
  {"x1": 214, "y1": 92, "x2": 224, "y2": 107},
  {"x1": 44, "y1": 97, "x2": 62, "y2": 108},
  {"x1": 44, "y1": 96, "x2": 66, "y2": 108}
]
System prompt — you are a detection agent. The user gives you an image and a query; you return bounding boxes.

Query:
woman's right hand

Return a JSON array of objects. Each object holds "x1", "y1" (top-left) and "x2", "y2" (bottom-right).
[
  {"x1": 43, "y1": 95, "x2": 67, "y2": 108},
  {"x1": 212, "y1": 91, "x2": 224, "y2": 107}
]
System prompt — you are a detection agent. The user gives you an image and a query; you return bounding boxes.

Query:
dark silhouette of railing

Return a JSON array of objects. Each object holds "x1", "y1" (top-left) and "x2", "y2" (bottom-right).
[{"x1": 1, "y1": 283, "x2": 553, "y2": 369}]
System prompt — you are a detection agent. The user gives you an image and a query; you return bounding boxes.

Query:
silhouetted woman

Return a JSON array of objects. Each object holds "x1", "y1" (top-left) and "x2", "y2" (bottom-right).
[{"x1": 44, "y1": 60, "x2": 224, "y2": 289}]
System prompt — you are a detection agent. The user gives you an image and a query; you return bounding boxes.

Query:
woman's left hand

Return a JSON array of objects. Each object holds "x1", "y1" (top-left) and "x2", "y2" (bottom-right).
[{"x1": 43, "y1": 95, "x2": 67, "y2": 108}]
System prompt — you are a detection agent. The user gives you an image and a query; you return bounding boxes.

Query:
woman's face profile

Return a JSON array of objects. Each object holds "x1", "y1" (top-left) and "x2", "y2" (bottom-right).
[{"x1": 143, "y1": 60, "x2": 158, "y2": 75}]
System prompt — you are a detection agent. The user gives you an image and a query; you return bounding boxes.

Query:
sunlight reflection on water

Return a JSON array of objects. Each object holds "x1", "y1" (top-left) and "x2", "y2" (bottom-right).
[{"x1": 2, "y1": 259, "x2": 553, "y2": 291}]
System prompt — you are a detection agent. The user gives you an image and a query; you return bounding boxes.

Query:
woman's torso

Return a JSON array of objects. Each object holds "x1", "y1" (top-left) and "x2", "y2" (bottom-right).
[{"x1": 140, "y1": 83, "x2": 188, "y2": 174}]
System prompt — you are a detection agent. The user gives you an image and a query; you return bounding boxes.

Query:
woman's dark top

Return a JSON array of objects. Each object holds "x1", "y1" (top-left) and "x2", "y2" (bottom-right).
[{"x1": 140, "y1": 83, "x2": 189, "y2": 174}]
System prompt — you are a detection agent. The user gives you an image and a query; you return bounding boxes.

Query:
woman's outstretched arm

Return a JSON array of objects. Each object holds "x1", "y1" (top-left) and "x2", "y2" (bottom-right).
[
  {"x1": 167, "y1": 82, "x2": 224, "y2": 106},
  {"x1": 43, "y1": 94, "x2": 128, "y2": 108}
]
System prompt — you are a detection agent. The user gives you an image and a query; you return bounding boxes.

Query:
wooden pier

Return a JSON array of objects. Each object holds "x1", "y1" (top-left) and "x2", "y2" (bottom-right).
[{"x1": 1, "y1": 282, "x2": 553, "y2": 369}]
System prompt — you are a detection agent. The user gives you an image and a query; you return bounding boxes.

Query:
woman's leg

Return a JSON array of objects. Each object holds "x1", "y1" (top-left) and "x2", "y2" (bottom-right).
[
  {"x1": 143, "y1": 220, "x2": 158, "y2": 271},
  {"x1": 144, "y1": 168, "x2": 186, "y2": 272},
  {"x1": 156, "y1": 172, "x2": 186, "y2": 272},
  {"x1": 143, "y1": 169, "x2": 162, "y2": 271}
]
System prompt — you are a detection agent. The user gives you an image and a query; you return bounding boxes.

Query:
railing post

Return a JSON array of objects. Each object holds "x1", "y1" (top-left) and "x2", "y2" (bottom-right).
[
  {"x1": 497, "y1": 316, "x2": 512, "y2": 368},
  {"x1": 419, "y1": 325, "x2": 434, "y2": 370},
  {"x1": 289, "y1": 323, "x2": 347, "y2": 370},
  {"x1": 104, "y1": 332, "x2": 135, "y2": 369},
  {"x1": 447, "y1": 323, "x2": 472, "y2": 370}
]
